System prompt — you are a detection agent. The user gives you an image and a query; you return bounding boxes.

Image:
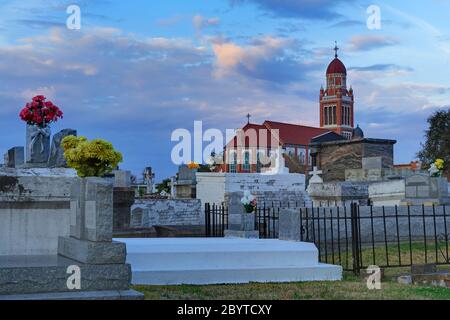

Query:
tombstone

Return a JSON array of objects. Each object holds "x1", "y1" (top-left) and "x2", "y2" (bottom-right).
[
  {"x1": 114, "y1": 170, "x2": 131, "y2": 188},
  {"x1": 279, "y1": 209, "x2": 302, "y2": 241},
  {"x1": 178, "y1": 165, "x2": 196, "y2": 182},
  {"x1": 0, "y1": 172, "x2": 142, "y2": 299},
  {"x1": 47, "y1": 129, "x2": 77, "y2": 167},
  {"x1": 58, "y1": 177, "x2": 128, "y2": 263},
  {"x1": 3, "y1": 152, "x2": 9, "y2": 167},
  {"x1": 112, "y1": 170, "x2": 135, "y2": 232},
  {"x1": 308, "y1": 166, "x2": 323, "y2": 184},
  {"x1": 307, "y1": 181, "x2": 369, "y2": 207},
  {"x1": 131, "y1": 207, "x2": 145, "y2": 227},
  {"x1": 405, "y1": 174, "x2": 430, "y2": 198},
  {"x1": 7, "y1": 147, "x2": 24, "y2": 168},
  {"x1": 401, "y1": 173, "x2": 449, "y2": 205},
  {"x1": 362, "y1": 157, "x2": 383, "y2": 170},
  {"x1": 173, "y1": 165, "x2": 197, "y2": 199},
  {"x1": 26, "y1": 124, "x2": 51, "y2": 164},
  {"x1": 224, "y1": 192, "x2": 259, "y2": 239},
  {"x1": 113, "y1": 187, "x2": 135, "y2": 232}
]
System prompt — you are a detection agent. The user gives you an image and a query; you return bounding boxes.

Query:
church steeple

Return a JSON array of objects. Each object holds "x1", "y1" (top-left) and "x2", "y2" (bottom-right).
[{"x1": 319, "y1": 44, "x2": 354, "y2": 140}]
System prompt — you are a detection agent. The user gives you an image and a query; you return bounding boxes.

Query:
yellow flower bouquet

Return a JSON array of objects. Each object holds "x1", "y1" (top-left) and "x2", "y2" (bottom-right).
[{"x1": 62, "y1": 135, "x2": 123, "y2": 177}]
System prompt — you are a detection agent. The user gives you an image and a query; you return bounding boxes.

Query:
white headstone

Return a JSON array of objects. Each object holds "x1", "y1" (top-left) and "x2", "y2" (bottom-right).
[{"x1": 309, "y1": 166, "x2": 323, "y2": 184}]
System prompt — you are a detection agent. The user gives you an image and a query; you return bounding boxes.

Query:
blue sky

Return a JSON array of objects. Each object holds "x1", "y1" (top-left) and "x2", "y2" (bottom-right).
[{"x1": 0, "y1": 0, "x2": 449, "y2": 181}]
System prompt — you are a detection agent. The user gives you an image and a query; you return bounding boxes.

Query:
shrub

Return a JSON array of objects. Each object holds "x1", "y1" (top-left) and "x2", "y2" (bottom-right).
[{"x1": 62, "y1": 136, "x2": 123, "y2": 177}]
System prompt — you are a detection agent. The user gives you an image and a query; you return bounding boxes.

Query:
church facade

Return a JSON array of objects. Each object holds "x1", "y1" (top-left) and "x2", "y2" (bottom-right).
[{"x1": 223, "y1": 46, "x2": 356, "y2": 174}]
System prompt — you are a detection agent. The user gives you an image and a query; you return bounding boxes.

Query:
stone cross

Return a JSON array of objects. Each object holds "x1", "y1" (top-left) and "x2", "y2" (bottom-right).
[{"x1": 309, "y1": 166, "x2": 323, "y2": 184}]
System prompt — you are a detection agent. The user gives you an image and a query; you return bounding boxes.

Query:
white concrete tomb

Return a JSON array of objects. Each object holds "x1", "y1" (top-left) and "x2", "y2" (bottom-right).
[{"x1": 119, "y1": 237, "x2": 342, "y2": 285}]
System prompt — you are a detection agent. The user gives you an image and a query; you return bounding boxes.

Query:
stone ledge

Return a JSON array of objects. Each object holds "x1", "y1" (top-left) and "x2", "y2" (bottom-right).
[
  {"x1": 224, "y1": 230, "x2": 259, "y2": 239},
  {"x1": 0, "y1": 289, "x2": 144, "y2": 300},
  {"x1": 58, "y1": 237, "x2": 126, "y2": 264},
  {"x1": 0, "y1": 261, "x2": 132, "y2": 295}
]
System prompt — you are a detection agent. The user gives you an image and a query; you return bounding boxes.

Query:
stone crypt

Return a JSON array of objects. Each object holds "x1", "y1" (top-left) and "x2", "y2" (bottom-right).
[
  {"x1": 0, "y1": 168, "x2": 143, "y2": 299},
  {"x1": 122, "y1": 192, "x2": 342, "y2": 285},
  {"x1": 0, "y1": 96, "x2": 143, "y2": 300}
]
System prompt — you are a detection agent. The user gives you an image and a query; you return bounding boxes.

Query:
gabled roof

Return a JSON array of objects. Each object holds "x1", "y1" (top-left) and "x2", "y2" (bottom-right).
[
  {"x1": 263, "y1": 121, "x2": 330, "y2": 146},
  {"x1": 225, "y1": 120, "x2": 331, "y2": 149},
  {"x1": 225, "y1": 122, "x2": 280, "y2": 149},
  {"x1": 310, "y1": 131, "x2": 346, "y2": 144}
]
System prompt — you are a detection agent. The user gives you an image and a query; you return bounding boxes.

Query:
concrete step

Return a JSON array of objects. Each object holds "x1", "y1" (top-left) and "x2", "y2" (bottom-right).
[
  {"x1": 119, "y1": 238, "x2": 342, "y2": 285},
  {"x1": 123, "y1": 238, "x2": 319, "y2": 270},
  {"x1": 0, "y1": 255, "x2": 131, "y2": 295},
  {"x1": 132, "y1": 264, "x2": 342, "y2": 285}
]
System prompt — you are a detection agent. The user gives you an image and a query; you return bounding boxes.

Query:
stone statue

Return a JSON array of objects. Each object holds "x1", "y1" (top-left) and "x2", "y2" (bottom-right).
[
  {"x1": 262, "y1": 147, "x2": 289, "y2": 175},
  {"x1": 143, "y1": 167, "x2": 155, "y2": 194}
]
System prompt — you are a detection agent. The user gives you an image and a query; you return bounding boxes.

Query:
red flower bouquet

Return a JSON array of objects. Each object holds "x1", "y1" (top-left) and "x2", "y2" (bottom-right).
[{"x1": 19, "y1": 95, "x2": 63, "y2": 128}]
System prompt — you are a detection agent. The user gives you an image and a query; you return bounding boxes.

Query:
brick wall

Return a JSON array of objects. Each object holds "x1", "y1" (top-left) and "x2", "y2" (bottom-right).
[
  {"x1": 131, "y1": 199, "x2": 202, "y2": 228},
  {"x1": 196, "y1": 173, "x2": 310, "y2": 209},
  {"x1": 314, "y1": 139, "x2": 395, "y2": 182}
]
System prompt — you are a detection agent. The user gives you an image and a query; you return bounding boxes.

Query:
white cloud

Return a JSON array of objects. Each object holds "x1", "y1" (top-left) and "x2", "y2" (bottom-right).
[
  {"x1": 347, "y1": 34, "x2": 399, "y2": 51},
  {"x1": 193, "y1": 15, "x2": 220, "y2": 38}
]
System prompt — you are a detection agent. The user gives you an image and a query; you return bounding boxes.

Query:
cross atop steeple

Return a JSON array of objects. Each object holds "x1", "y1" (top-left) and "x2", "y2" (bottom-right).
[
  {"x1": 246, "y1": 113, "x2": 251, "y2": 124},
  {"x1": 334, "y1": 41, "x2": 339, "y2": 58}
]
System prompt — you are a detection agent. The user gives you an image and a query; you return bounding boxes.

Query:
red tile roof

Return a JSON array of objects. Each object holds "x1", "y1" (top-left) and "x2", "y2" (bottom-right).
[
  {"x1": 225, "y1": 120, "x2": 331, "y2": 149},
  {"x1": 225, "y1": 123, "x2": 280, "y2": 149},
  {"x1": 263, "y1": 121, "x2": 330, "y2": 146}
]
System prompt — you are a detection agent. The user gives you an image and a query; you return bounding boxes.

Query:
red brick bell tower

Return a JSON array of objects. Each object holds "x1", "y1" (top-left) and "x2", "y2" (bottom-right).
[{"x1": 319, "y1": 42, "x2": 354, "y2": 139}]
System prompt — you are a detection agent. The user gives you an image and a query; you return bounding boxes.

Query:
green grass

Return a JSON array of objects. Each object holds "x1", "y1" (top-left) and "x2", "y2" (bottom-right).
[
  {"x1": 322, "y1": 241, "x2": 450, "y2": 277},
  {"x1": 132, "y1": 242, "x2": 450, "y2": 300},
  {"x1": 133, "y1": 274, "x2": 450, "y2": 300}
]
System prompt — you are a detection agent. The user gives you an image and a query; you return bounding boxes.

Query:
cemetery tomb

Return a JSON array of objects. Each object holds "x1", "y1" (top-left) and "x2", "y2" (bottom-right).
[{"x1": 121, "y1": 237, "x2": 342, "y2": 285}]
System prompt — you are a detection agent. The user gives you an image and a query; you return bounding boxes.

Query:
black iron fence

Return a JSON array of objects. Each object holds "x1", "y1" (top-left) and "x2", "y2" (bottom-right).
[
  {"x1": 300, "y1": 204, "x2": 450, "y2": 274},
  {"x1": 205, "y1": 203, "x2": 279, "y2": 239},
  {"x1": 205, "y1": 203, "x2": 450, "y2": 274},
  {"x1": 204, "y1": 203, "x2": 228, "y2": 237}
]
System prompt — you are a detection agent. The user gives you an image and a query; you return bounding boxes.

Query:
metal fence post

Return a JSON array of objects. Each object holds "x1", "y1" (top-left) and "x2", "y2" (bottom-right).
[
  {"x1": 351, "y1": 203, "x2": 361, "y2": 275},
  {"x1": 205, "y1": 203, "x2": 210, "y2": 237}
]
